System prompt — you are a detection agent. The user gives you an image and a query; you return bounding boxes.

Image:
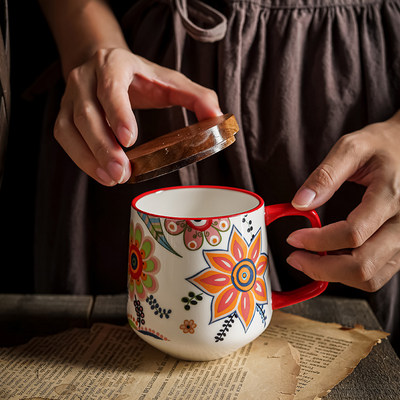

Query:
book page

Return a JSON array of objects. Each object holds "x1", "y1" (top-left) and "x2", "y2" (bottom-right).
[
  {"x1": 263, "y1": 311, "x2": 389, "y2": 400},
  {"x1": 0, "y1": 322, "x2": 300, "y2": 400},
  {"x1": 0, "y1": 311, "x2": 387, "y2": 400}
]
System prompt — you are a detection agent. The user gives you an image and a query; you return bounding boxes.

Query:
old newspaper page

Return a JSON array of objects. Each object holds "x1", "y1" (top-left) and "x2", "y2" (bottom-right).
[
  {"x1": 0, "y1": 311, "x2": 387, "y2": 400},
  {"x1": 263, "y1": 311, "x2": 389, "y2": 400},
  {"x1": 0, "y1": 323, "x2": 300, "y2": 400}
]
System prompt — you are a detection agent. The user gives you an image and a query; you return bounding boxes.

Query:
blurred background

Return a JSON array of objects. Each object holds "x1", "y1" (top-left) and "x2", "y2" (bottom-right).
[{"x1": 0, "y1": 0, "x2": 58, "y2": 293}]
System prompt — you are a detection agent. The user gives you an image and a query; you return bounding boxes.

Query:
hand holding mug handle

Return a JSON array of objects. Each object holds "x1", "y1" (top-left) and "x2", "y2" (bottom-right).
[{"x1": 265, "y1": 203, "x2": 328, "y2": 310}]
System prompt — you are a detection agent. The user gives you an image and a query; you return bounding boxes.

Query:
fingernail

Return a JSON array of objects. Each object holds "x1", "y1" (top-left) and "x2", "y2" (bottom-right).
[
  {"x1": 286, "y1": 255, "x2": 303, "y2": 271},
  {"x1": 118, "y1": 126, "x2": 135, "y2": 147},
  {"x1": 292, "y1": 188, "x2": 316, "y2": 208},
  {"x1": 107, "y1": 161, "x2": 125, "y2": 184},
  {"x1": 286, "y1": 234, "x2": 304, "y2": 249},
  {"x1": 96, "y1": 167, "x2": 116, "y2": 186}
]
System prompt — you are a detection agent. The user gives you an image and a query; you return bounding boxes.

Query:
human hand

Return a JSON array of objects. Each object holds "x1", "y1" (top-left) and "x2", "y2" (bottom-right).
[
  {"x1": 286, "y1": 110, "x2": 400, "y2": 292},
  {"x1": 54, "y1": 48, "x2": 222, "y2": 186}
]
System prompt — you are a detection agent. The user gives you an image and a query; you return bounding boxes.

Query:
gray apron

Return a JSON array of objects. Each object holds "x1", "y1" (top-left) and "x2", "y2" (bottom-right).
[{"x1": 34, "y1": 0, "x2": 400, "y2": 353}]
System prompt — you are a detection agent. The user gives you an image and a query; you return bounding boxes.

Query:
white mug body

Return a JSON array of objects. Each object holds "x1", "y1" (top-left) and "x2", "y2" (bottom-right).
[{"x1": 127, "y1": 186, "x2": 273, "y2": 361}]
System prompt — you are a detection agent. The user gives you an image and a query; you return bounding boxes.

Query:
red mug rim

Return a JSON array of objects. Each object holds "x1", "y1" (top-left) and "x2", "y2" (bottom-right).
[{"x1": 131, "y1": 185, "x2": 265, "y2": 220}]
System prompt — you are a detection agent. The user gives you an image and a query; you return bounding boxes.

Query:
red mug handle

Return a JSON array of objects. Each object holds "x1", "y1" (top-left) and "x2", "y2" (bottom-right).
[{"x1": 265, "y1": 203, "x2": 328, "y2": 310}]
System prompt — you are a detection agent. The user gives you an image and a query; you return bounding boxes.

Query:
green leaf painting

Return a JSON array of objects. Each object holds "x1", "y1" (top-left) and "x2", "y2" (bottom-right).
[{"x1": 137, "y1": 211, "x2": 181, "y2": 257}]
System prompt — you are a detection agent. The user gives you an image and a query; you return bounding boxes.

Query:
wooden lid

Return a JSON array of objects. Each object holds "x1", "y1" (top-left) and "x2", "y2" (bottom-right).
[{"x1": 126, "y1": 113, "x2": 239, "y2": 183}]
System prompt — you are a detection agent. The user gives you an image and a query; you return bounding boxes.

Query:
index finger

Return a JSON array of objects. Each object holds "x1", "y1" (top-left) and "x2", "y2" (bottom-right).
[
  {"x1": 292, "y1": 133, "x2": 370, "y2": 210},
  {"x1": 95, "y1": 52, "x2": 138, "y2": 148},
  {"x1": 288, "y1": 179, "x2": 398, "y2": 252}
]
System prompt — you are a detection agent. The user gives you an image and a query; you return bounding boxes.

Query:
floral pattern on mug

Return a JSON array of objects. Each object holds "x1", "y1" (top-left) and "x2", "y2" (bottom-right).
[
  {"x1": 188, "y1": 227, "x2": 268, "y2": 332},
  {"x1": 128, "y1": 222, "x2": 160, "y2": 301},
  {"x1": 180, "y1": 319, "x2": 197, "y2": 334},
  {"x1": 164, "y1": 218, "x2": 230, "y2": 251}
]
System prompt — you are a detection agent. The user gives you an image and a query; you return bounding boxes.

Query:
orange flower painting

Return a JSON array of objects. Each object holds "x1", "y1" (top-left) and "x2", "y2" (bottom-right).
[
  {"x1": 180, "y1": 319, "x2": 197, "y2": 334},
  {"x1": 188, "y1": 227, "x2": 268, "y2": 332}
]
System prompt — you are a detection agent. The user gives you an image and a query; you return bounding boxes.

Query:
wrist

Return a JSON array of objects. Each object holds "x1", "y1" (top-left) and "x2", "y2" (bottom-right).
[{"x1": 39, "y1": 0, "x2": 129, "y2": 78}]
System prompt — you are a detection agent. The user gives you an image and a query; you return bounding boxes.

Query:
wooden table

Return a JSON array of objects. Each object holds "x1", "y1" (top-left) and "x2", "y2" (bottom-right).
[{"x1": 1, "y1": 294, "x2": 399, "y2": 399}]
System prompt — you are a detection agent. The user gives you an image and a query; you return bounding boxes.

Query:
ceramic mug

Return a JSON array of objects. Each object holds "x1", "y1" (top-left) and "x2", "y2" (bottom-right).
[{"x1": 127, "y1": 186, "x2": 327, "y2": 361}]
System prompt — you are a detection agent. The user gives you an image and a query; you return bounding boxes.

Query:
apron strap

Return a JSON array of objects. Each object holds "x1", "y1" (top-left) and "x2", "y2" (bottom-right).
[
  {"x1": 174, "y1": 0, "x2": 227, "y2": 43},
  {"x1": 171, "y1": 0, "x2": 227, "y2": 185}
]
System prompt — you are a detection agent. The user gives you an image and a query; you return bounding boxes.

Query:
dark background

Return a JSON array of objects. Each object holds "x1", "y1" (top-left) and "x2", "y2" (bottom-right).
[
  {"x1": 0, "y1": 1, "x2": 58, "y2": 292},
  {"x1": 0, "y1": 1, "x2": 134, "y2": 293}
]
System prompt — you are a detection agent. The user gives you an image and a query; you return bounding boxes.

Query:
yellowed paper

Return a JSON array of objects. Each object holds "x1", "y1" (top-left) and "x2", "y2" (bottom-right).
[
  {"x1": 0, "y1": 323, "x2": 299, "y2": 400},
  {"x1": 0, "y1": 311, "x2": 387, "y2": 400},
  {"x1": 263, "y1": 311, "x2": 389, "y2": 400}
]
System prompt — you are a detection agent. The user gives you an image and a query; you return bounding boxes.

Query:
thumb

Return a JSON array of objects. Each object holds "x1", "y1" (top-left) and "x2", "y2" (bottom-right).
[{"x1": 291, "y1": 135, "x2": 363, "y2": 210}]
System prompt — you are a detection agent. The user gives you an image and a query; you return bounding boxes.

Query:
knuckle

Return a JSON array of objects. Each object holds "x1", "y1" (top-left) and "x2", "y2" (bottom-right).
[
  {"x1": 385, "y1": 178, "x2": 400, "y2": 212},
  {"x1": 92, "y1": 141, "x2": 111, "y2": 162},
  {"x1": 346, "y1": 222, "x2": 367, "y2": 248},
  {"x1": 73, "y1": 101, "x2": 94, "y2": 126},
  {"x1": 53, "y1": 116, "x2": 67, "y2": 142},
  {"x1": 190, "y1": 85, "x2": 219, "y2": 109},
  {"x1": 354, "y1": 257, "x2": 375, "y2": 283},
  {"x1": 336, "y1": 132, "x2": 362, "y2": 156},
  {"x1": 97, "y1": 78, "x2": 119, "y2": 102},
  {"x1": 307, "y1": 270, "x2": 325, "y2": 282},
  {"x1": 302, "y1": 256, "x2": 326, "y2": 281},
  {"x1": 91, "y1": 142, "x2": 122, "y2": 168},
  {"x1": 94, "y1": 48, "x2": 122, "y2": 72},
  {"x1": 312, "y1": 164, "x2": 336, "y2": 189},
  {"x1": 363, "y1": 278, "x2": 382, "y2": 293},
  {"x1": 93, "y1": 48, "x2": 108, "y2": 64},
  {"x1": 66, "y1": 67, "x2": 82, "y2": 87},
  {"x1": 201, "y1": 87, "x2": 219, "y2": 103}
]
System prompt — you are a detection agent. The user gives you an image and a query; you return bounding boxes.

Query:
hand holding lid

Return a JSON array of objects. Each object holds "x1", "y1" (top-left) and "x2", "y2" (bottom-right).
[{"x1": 126, "y1": 114, "x2": 239, "y2": 183}]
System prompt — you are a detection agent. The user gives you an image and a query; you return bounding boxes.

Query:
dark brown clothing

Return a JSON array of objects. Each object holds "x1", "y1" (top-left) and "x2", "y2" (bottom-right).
[
  {"x1": 0, "y1": 0, "x2": 10, "y2": 188},
  {"x1": 34, "y1": 0, "x2": 400, "y2": 353}
]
